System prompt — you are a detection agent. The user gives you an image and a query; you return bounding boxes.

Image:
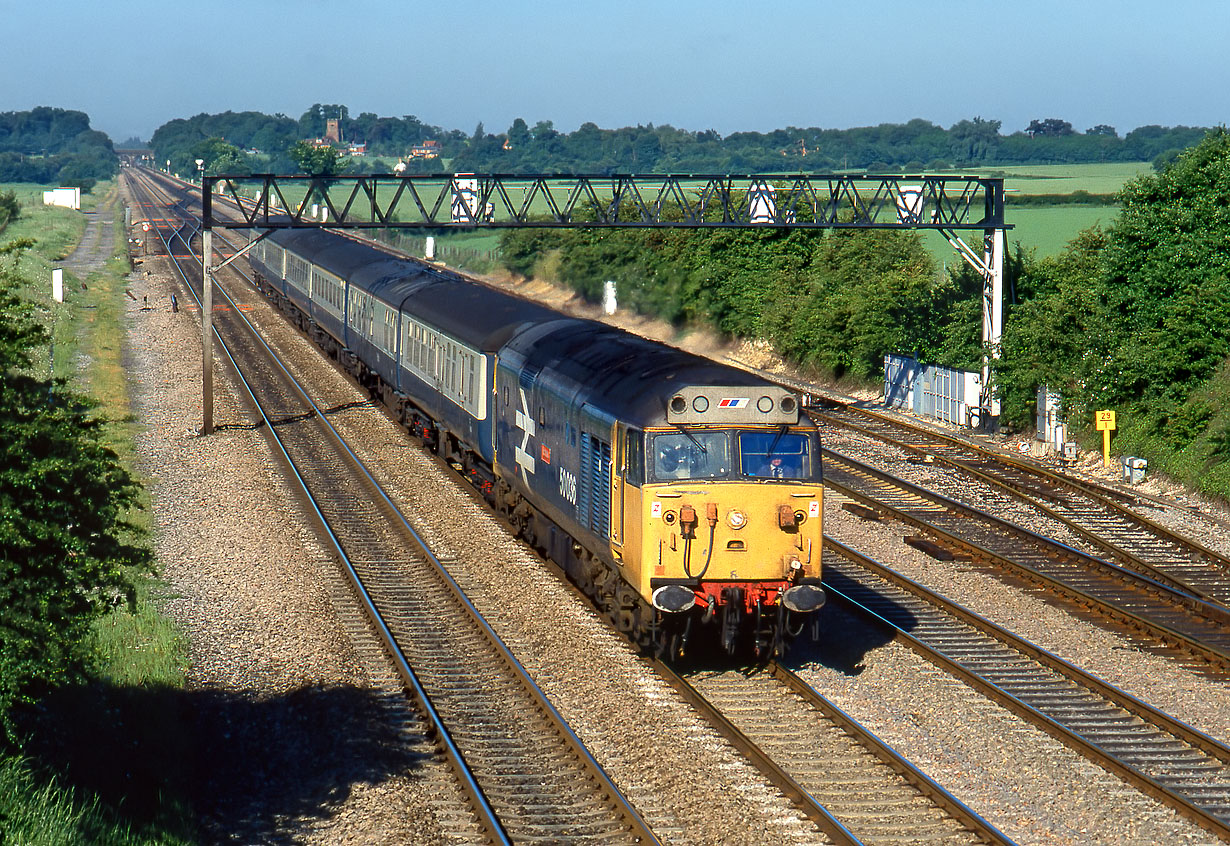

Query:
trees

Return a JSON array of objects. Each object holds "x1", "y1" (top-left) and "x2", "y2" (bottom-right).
[
  {"x1": 1025, "y1": 118, "x2": 1075, "y2": 138},
  {"x1": 0, "y1": 241, "x2": 150, "y2": 735},
  {"x1": 298, "y1": 103, "x2": 349, "y2": 140},
  {"x1": 287, "y1": 140, "x2": 349, "y2": 176},
  {"x1": 0, "y1": 108, "x2": 117, "y2": 182},
  {"x1": 948, "y1": 117, "x2": 1002, "y2": 164},
  {"x1": 760, "y1": 229, "x2": 939, "y2": 379},
  {"x1": 144, "y1": 107, "x2": 1217, "y2": 174},
  {"x1": 182, "y1": 137, "x2": 252, "y2": 176},
  {"x1": 996, "y1": 230, "x2": 1112, "y2": 423},
  {"x1": 500, "y1": 222, "x2": 940, "y2": 384},
  {"x1": 1097, "y1": 129, "x2": 1230, "y2": 417},
  {"x1": 990, "y1": 126, "x2": 1230, "y2": 461}
]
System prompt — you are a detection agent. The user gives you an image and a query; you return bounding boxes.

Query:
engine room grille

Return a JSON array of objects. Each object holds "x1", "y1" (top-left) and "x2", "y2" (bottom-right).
[{"x1": 579, "y1": 433, "x2": 612, "y2": 537}]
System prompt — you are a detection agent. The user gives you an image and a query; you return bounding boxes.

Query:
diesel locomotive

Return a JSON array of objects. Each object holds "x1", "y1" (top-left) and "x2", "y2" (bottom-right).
[{"x1": 246, "y1": 228, "x2": 825, "y2": 658}]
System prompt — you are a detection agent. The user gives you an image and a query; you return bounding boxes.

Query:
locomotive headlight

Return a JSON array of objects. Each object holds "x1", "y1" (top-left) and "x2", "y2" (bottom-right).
[{"x1": 726, "y1": 509, "x2": 747, "y2": 530}]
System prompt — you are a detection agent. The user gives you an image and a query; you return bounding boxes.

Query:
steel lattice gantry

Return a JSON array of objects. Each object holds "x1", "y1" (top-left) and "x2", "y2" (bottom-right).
[{"x1": 198, "y1": 173, "x2": 1008, "y2": 431}]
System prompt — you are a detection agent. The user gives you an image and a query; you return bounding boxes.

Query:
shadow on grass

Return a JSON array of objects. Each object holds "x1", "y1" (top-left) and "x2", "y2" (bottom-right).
[{"x1": 17, "y1": 680, "x2": 430, "y2": 844}]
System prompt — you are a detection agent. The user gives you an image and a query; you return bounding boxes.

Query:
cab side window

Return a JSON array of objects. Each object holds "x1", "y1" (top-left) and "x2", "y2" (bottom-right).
[{"x1": 623, "y1": 429, "x2": 644, "y2": 486}]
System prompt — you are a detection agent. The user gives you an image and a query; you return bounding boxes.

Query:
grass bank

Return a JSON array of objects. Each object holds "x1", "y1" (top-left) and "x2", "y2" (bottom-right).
[{"x1": 1, "y1": 181, "x2": 195, "y2": 844}]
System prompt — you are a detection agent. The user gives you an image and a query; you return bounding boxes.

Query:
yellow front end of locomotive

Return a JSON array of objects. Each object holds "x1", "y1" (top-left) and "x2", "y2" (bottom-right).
[{"x1": 615, "y1": 423, "x2": 825, "y2": 615}]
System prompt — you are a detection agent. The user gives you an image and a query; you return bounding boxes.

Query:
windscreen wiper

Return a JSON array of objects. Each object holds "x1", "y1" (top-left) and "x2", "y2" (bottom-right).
[
  {"x1": 766, "y1": 424, "x2": 787, "y2": 457},
  {"x1": 674, "y1": 424, "x2": 708, "y2": 453}
]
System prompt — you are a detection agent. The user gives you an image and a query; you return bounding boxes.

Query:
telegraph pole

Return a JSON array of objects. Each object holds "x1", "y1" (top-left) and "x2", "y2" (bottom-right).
[{"x1": 199, "y1": 160, "x2": 214, "y2": 434}]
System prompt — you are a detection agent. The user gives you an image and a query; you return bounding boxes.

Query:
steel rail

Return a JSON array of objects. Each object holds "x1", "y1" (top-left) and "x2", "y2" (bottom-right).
[
  {"x1": 765, "y1": 663, "x2": 1013, "y2": 845},
  {"x1": 652, "y1": 662, "x2": 864, "y2": 846},
  {"x1": 817, "y1": 403, "x2": 1230, "y2": 606},
  {"x1": 823, "y1": 537, "x2": 1230, "y2": 841},
  {"x1": 657, "y1": 659, "x2": 1015, "y2": 845},
  {"x1": 127, "y1": 171, "x2": 511, "y2": 841},
  {"x1": 154, "y1": 170, "x2": 990, "y2": 844},
  {"x1": 822, "y1": 447, "x2": 1230, "y2": 673}
]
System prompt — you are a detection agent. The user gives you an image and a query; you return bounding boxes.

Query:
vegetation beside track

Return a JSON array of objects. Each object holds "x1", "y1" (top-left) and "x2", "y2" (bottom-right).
[
  {"x1": 497, "y1": 131, "x2": 1230, "y2": 502},
  {"x1": 0, "y1": 182, "x2": 194, "y2": 844}
]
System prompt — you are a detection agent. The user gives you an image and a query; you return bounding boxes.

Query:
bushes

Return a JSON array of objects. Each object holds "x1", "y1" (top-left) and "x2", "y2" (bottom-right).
[
  {"x1": 993, "y1": 129, "x2": 1230, "y2": 494},
  {"x1": 0, "y1": 240, "x2": 151, "y2": 737},
  {"x1": 500, "y1": 224, "x2": 945, "y2": 383},
  {"x1": 0, "y1": 190, "x2": 18, "y2": 231}
]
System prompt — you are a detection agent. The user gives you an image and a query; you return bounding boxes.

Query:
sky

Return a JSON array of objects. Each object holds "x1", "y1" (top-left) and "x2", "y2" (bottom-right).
[{"x1": 5, "y1": 0, "x2": 1229, "y2": 144}]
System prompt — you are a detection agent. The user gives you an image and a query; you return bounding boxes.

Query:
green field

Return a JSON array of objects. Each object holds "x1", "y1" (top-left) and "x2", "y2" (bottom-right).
[
  {"x1": 921, "y1": 162, "x2": 1152, "y2": 260},
  {"x1": 923, "y1": 204, "x2": 1120, "y2": 262},
  {"x1": 969, "y1": 162, "x2": 1153, "y2": 196}
]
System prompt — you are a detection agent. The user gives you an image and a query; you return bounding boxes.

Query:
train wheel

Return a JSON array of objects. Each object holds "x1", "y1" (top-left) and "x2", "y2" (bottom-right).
[
  {"x1": 772, "y1": 604, "x2": 789, "y2": 659},
  {"x1": 753, "y1": 603, "x2": 773, "y2": 662},
  {"x1": 655, "y1": 618, "x2": 688, "y2": 662},
  {"x1": 720, "y1": 589, "x2": 744, "y2": 655}
]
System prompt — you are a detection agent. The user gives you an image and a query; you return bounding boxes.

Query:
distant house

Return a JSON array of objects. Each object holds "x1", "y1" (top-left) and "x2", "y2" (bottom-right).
[
  {"x1": 304, "y1": 137, "x2": 366, "y2": 156},
  {"x1": 409, "y1": 140, "x2": 441, "y2": 159}
]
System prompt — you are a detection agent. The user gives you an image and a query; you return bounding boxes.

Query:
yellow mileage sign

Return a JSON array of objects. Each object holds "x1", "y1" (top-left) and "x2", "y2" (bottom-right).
[{"x1": 1095, "y1": 410, "x2": 1116, "y2": 467}]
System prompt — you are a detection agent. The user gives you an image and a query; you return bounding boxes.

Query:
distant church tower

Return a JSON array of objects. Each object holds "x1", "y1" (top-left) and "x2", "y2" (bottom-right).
[{"x1": 325, "y1": 118, "x2": 342, "y2": 144}]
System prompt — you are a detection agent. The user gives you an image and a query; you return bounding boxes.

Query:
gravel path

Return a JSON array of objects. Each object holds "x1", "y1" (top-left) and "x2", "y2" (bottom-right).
[
  {"x1": 58, "y1": 192, "x2": 117, "y2": 278},
  {"x1": 123, "y1": 231, "x2": 459, "y2": 843}
]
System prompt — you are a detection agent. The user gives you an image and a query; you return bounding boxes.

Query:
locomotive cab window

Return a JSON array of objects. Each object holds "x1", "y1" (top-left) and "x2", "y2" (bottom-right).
[
  {"x1": 739, "y1": 430, "x2": 816, "y2": 480},
  {"x1": 650, "y1": 430, "x2": 731, "y2": 482},
  {"x1": 623, "y1": 429, "x2": 644, "y2": 486}
]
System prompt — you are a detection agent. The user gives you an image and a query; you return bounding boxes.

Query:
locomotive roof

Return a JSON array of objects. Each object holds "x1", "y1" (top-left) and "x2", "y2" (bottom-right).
[{"x1": 503, "y1": 320, "x2": 778, "y2": 428}]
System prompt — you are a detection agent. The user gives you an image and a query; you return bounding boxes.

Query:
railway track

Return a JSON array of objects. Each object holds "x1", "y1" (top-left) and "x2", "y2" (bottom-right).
[
  {"x1": 662, "y1": 662, "x2": 1013, "y2": 845},
  {"x1": 817, "y1": 402, "x2": 1230, "y2": 608},
  {"x1": 822, "y1": 448, "x2": 1230, "y2": 675},
  {"x1": 126, "y1": 169, "x2": 657, "y2": 844},
  {"x1": 822, "y1": 538, "x2": 1230, "y2": 841}
]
